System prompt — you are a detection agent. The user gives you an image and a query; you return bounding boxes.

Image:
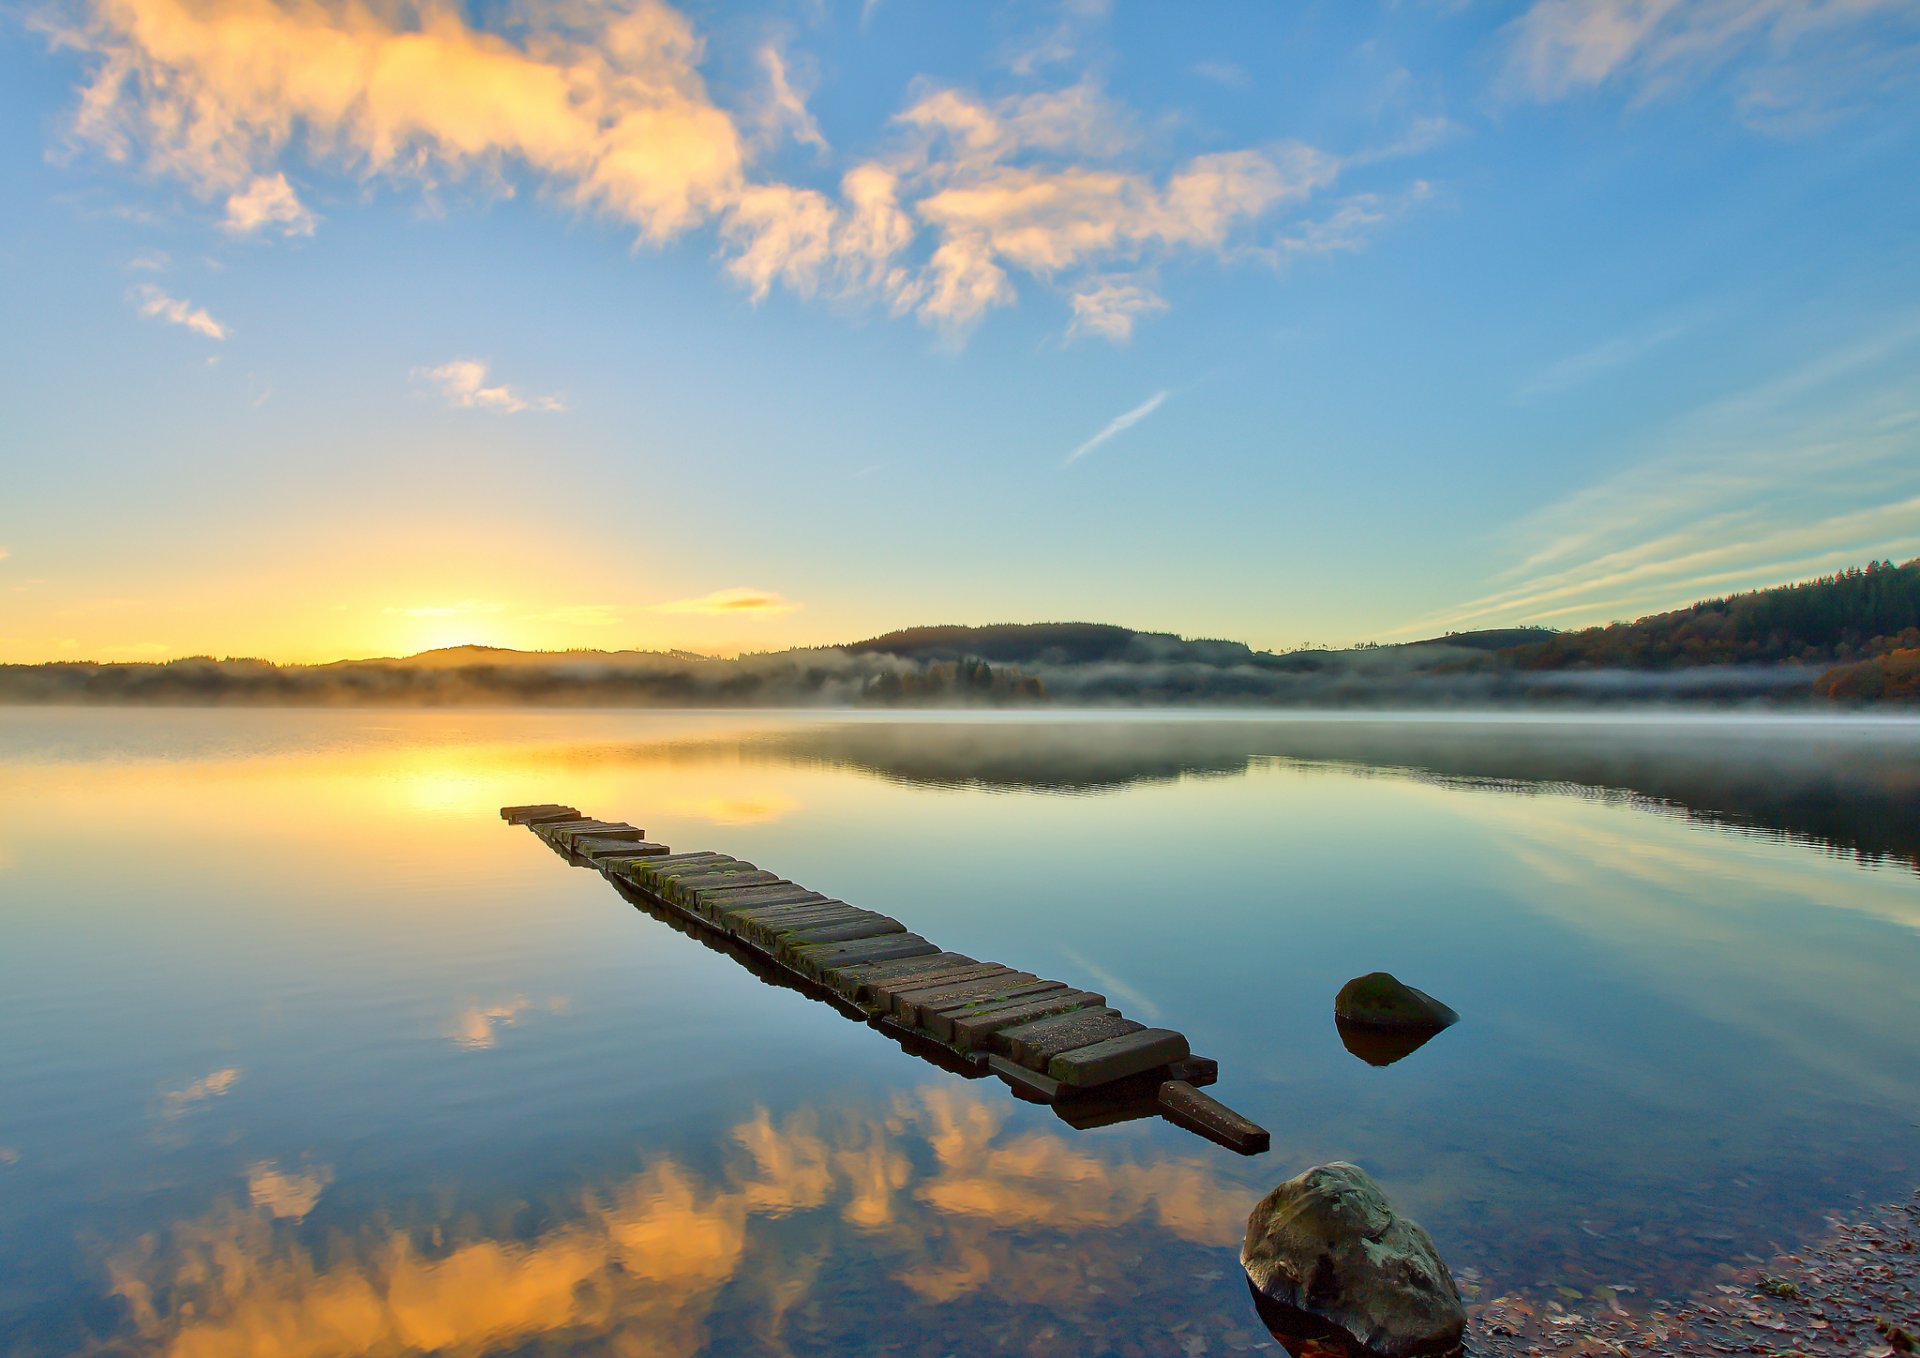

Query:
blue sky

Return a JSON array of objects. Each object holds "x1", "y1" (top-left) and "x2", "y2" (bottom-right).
[{"x1": 1, "y1": 0, "x2": 1917, "y2": 662}]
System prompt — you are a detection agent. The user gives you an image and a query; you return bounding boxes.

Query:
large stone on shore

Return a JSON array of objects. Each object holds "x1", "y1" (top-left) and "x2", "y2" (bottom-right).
[
  {"x1": 1241, "y1": 1162, "x2": 1465, "y2": 1358},
  {"x1": 1333, "y1": 974, "x2": 1458, "y2": 1031}
]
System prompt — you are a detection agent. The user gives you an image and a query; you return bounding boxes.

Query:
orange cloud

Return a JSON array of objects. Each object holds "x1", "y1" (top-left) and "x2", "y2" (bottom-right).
[
  {"x1": 105, "y1": 1087, "x2": 1254, "y2": 1356},
  {"x1": 56, "y1": 0, "x2": 1390, "y2": 342},
  {"x1": 649, "y1": 587, "x2": 798, "y2": 617}
]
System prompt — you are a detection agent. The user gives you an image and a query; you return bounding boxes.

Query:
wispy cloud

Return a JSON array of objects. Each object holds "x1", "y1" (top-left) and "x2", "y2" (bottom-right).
[
  {"x1": 753, "y1": 45, "x2": 826, "y2": 153},
  {"x1": 1066, "y1": 278, "x2": 1167, "y2": 343},
  {"x1": 1191, "y1": 60, "x2": 1250, "y2": 90},
  {"x1": 159, "y1": 1067, "x2": 241, "y2": 1117},
  {"x1": 1502, "y1": 0, "x2": 1920, "y2": 129},
  {"x1": 222, "y1": 172, "x2": 314, "y2": 236},
  {"x1": 132, "y1": 284, "x2": 226, "y2": 340},
  {"x1": 1064, "y1": 390, "x2": 1168, "y2": 466},
  {"x1": 1517, "y1": 312, "x2": 1702, "y2": 400},
  {"x1": 650, "y1": 588, "x2": 798, "y2": 617},
  {"x1": 414, "y1": 360, "x2": 564, "y2": 414},
  {"x1": 1392, "y1": 318, "x2": 1920, "y2": 636}
]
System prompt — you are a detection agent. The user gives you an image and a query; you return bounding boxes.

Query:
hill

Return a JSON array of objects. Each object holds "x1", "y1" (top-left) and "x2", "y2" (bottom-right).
[{"x1": 1500, "y1": 559, "x2": 1920, "y2": 671}]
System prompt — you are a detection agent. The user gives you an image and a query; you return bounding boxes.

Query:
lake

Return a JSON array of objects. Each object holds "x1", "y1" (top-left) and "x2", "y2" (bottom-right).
[{"x1": 3, "y1": 708, "x2": 1918, "y2": 1357}]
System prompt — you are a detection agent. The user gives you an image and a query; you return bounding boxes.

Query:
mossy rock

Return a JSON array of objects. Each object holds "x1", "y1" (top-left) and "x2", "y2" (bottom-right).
[{"x1": 1334, "y1": 973, "x2": 1458, "y2": 1031}]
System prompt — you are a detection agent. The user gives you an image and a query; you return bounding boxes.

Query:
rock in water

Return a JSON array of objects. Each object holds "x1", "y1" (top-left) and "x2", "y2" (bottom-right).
[
  {"x1": 1241, "y1": 1162, "x2": 1466, "y2": 1358},
  {"x1": 1333, "y1": 973, "x2": 1458, "y2": 1030}
]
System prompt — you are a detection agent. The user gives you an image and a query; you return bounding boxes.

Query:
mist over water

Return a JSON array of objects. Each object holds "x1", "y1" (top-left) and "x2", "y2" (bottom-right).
[{"x1": 2, "y1": 709, "x2": 1918, "y2": 1356}]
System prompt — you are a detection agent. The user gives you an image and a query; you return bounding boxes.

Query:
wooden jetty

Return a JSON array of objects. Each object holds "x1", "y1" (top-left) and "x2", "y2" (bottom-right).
[{"x1": 501, "y1": 803, "x2": 1270, "y2": 1154}]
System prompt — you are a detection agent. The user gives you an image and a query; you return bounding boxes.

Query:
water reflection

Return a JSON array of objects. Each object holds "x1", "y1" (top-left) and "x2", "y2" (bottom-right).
[
  {"x1": 106, "y1": 1087, "x2": 1256, "y2": 1357},
  {"x1": 731, "y1": 717, "x2": 1920, "y2": 872},
  {"x1": 1334, "y1": 1019, "x2": 1446, "y2": 1068}
]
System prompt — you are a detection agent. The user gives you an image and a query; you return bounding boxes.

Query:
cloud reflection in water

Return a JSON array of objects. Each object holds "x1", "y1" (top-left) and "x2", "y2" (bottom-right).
[{"x1": 105, "y1": 1086, "x2": 1256, "y2": 1357}]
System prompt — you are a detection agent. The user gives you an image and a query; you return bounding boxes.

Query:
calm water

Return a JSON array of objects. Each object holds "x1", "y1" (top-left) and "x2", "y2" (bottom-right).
[{"x1": 3, "y1": 709, "x2": 1919, "y2": 1357}]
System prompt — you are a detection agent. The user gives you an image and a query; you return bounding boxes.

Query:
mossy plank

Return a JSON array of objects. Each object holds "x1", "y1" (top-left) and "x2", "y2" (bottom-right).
[
  {"x1": 1046, "y1": 1028, "x2": 1190, "y2": 1088},
  {"x1": 791, "y1": 935, "x2": 936, "y2": 978},
  {"x1": 832, "y1": 953, "x2": 981, "y2": 1000},
  {"x1": 949, "y1": 990, "x2": 1109, "y2": 1051},
  {"x1": 922, "y1": 985, "x2": 1076, "y2": 1042},
  {"x1": 865, "y1": 964, "x2": 1014, "y2": 1008},
  {"x1": 1001, "y1": 1009, "x2": 1141, "y2": 1070}
]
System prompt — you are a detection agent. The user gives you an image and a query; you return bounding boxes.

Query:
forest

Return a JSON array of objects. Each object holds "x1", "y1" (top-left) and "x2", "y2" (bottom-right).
[{"x1": 1498, "y1": 559, "x2": 1920, "y2": 670}]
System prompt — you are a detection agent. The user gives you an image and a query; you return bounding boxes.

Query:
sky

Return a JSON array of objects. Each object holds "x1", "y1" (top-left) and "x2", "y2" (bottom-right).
[{"x1": 1, "y1": 0, "x2": 1918, "y2": 663}]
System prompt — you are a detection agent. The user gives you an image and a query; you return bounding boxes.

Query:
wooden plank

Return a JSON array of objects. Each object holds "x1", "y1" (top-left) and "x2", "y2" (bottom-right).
[
  {"x1": 708, "y1": 890, "x2": 833, "y2": 919},
  {"x1": 750, "y1": 906, "x2": 872, "y2": 940},
  {"x1": 828, "y1": 952, "x2": 980, "y2": 1000},
  {"x1": 577, "y1": 837, "x2": 671, "y2": 861},
  {"x1": 775, "y1": 916, "x2": 905, "y2": 950},
  {"x1": 700, "y1": 881, "x2": 819, "y2": 906},
  {"x1": 1000, "y1": 1009, "x2": 1142, "y2": 1071},
  {"x1": 632, "y1": 855, "x2": 744, "y2": 881},
  {"x1": 790, "y1": 934, "x2": 937, "y2": 977},
  {"x1": 549, "y1": 822, "x2": 645, "y2": 851},
  {"x1": 1156, "y1": 1080, "x2": 1268, "y2": 1154},
  {"x1": 922, "y1": 985, "x2": 1075, "y2": 1042},
  {"x1": 950, "y1": 991, "x2": 1108, "y2": 1052},
  {"x1": 987, "y1": 1053, "x2": 1063, "y2": 1103},
  {"x1": 500, "y1": 804, "x2": 578, "y2": 824},
  {"x1": 532, "y1": 818, "x2": 604, "y2": 844},
  {"x1": 666, "y1": 869, "x2": 782, "y2": 903},
  {"x1": 738, "y1": 905, "x2": 865, "y2": 944},
  {"x1": 1046, "y1": 1028, "x2": 1190, "y2": 1088},
  {"x1": 893, "y1": 974, "x2": 1047, "y2": 1025},
  {"x1": 864, "y1": 963, "x2": 1014, "y2": 1009}
]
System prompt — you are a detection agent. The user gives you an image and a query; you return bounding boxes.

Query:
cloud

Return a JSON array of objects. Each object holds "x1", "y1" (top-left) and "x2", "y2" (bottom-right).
[
  {"x1": 245, "y1": 1160, "x2": 332, "y2": 1219},
  {"x1": 160, "y1": 1066, "x2": 241, "y2": 1115},
  {"x1": 1393, "y1": 318, "x2": 1920, "y2": 636},
  {"x1": 1066, "y1": 277, "x2": 1167, "y2": 342},
  {"x1": 106, "y1": 1088, "x2": 1248, "y2": 1358},
  {"x1": 1517, "y1": 312, "x2": 1701, "y2": 400},
  {"x1": 650, "y1": 588, "x2": 798, "y2": 617},
  {"x1": 446, "y1": 996, "x2": 566, "y2": 1049},
  {"x1": 1191, "y1": 60, "x2": 1250, "y2": 90},
  {"x1": 132, "y1": 283, "x2": 227, "y2": 339},
  {"x1": 1502, "y1": 0, "x2": 1920, "y2": 127},
  {"x1": 222, "y1": 171, "x2": 314, "y2": 235},
  {"x1": 753, "y1": 45, "x2": 826, "y2": 153},
  {"x1": 414, "y1": 359, "x2": 564, "y2": 414},
  {"x1": 1064, "y1": 390, "x2": 1168, "y2": 466},
  {"x1": 52, "y1": 0, "x2": 1414, "y2": 343}
]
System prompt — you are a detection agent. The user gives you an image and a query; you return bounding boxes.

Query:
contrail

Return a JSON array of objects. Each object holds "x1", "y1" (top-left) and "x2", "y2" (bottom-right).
[{"x1": 1064, "y1": 390, "x2": 1169, "y2": 466}]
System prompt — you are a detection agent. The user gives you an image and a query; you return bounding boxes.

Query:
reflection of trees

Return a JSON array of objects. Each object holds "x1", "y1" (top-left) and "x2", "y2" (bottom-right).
[
  {"x1": 106, "y1": 1087, "x2": 1254, "y2": 1358},
  {"x1": 738, "y1": 720, "x2": 1920, "y2": 872}
]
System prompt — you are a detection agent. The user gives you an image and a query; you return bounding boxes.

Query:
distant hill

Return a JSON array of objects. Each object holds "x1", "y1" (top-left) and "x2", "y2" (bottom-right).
[
  {"x1": 6, "y1": 560, "x2": 1917, "y2": 707},
  {"x1": 1500, "y1": 559, "x2": 1920, "y2": 671},
  {"x1": 845, "y1": 622, "x2": 1264, "y2": 668}
]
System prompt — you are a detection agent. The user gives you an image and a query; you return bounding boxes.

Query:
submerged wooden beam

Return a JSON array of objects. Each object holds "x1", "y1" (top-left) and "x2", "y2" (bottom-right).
[{"x1": 502, "y1": 804, "x2": 1269, "y2": 1154}]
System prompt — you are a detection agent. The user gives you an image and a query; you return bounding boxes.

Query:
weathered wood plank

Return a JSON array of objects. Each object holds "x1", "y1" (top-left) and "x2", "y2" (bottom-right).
[
  {"x1": 665, "y1": 869, "x2": 782, "y2": 903},
  {"x1": 921, "y1": 985, "x2": 1075, "y2": 1042},
  {"x1": 1000, "y1": 1009, "x2": 1142, "y2": 1071},
  {"x1": 577, "y1": 837, "x2": 671, "y2": 861},
  {"x1": 897, "y1": 975, "x2": 1053, "y2": 1026},
  {"x1": 1156, "y1": 1080, "x2": 1269, "y2": 1154},
  {"x1": 987, "y1": 1053, "x2": 1063, "y2": 1103},
  {"x1": 776, "y1": 916, "x2": 905, "y2": 950},
  {"x1": 828, "y1": 952, "x2": 981, "y2": 1001},
  {"x1": 500, "y1": 804, "x2": 578, "y2": 824},
  {"x1": 791, "y1": 934, "x2": 937, "y2": 977},
  {"x1": 952, "y1": 991, "x2": 1109, "y2": 1052},
  {"x1": 1046, "y1": 1028, "x2": 1190, "y2": 1088},
  {"x1": 864, "y1": 963, "x2": 1015, "y2": 1009}
]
